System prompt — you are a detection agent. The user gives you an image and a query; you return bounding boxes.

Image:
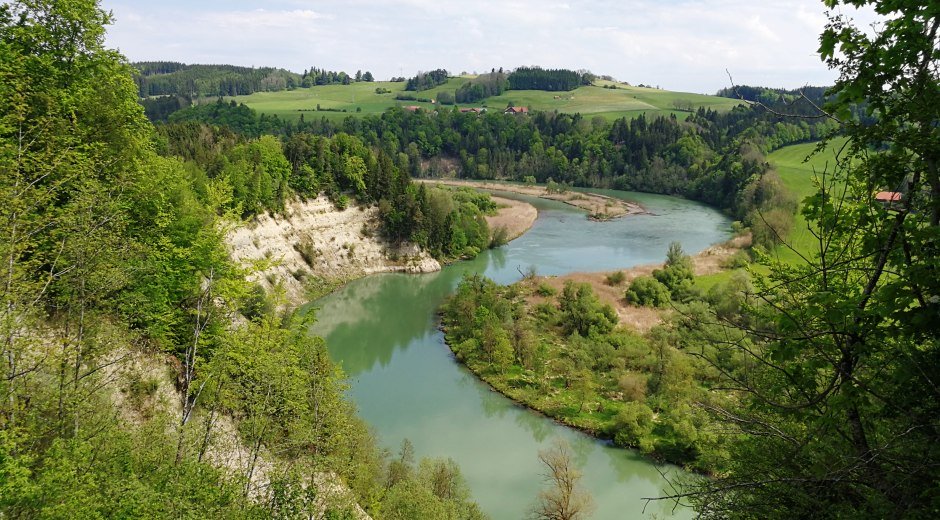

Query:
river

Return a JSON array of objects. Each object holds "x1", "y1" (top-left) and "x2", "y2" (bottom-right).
[{"x1": 310, "y1": 189, "x2": 730, "y2": 519}]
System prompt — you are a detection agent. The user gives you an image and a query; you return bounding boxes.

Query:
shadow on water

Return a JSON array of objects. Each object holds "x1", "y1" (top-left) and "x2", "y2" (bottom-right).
[{"x1": 309, "y1": 191, "x2": 728, "y2": 519}]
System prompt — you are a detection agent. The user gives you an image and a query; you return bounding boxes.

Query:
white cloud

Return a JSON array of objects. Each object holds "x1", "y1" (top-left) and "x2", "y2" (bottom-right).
[
  {"x1": 204, "y1": 9, "x2": 330, "y2": 29},
  {"x1": 102, "y1": 0, "x2": 884, "y2": 92}
]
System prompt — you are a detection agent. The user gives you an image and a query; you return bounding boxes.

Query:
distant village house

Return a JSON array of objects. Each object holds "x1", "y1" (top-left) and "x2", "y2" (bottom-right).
[
  {"x1": 504, "y1": 106, "x2": 529, "y2": 114},
  {"x1": 875, "y1": 191, "x2": 902, "y2": 210}
]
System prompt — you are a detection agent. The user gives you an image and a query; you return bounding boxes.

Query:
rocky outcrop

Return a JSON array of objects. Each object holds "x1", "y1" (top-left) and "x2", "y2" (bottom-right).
[{"x1": 227, "y1": 196, "x2": 440, "y2": 305}]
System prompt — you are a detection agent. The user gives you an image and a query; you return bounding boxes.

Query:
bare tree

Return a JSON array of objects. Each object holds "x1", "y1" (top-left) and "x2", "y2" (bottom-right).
[{"x1": 531, "y1": 438, "x2": 594, "y2": 520}]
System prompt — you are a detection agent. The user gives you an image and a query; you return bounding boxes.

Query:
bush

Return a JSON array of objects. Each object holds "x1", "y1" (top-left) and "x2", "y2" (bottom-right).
[
  {"x1": 748, "y1": 207, "x2": 795, "y2": 250},
  {"x1": 239, "y1": 283, "x2": 273, "y2": 321},
  {"x1": 490, "y1": 225, "x2": 509, "y2": 248},
  {"x1": 722, "y1": 250, "x2": 751, "y2": 269},
  {"x1": 436, "y1": 91, "x2": 455, "y2": 105},
  {"x1": 605, "y1": 271, "x2": 626, "y2": 286},
  {"x1": 559, "y1": 281, "x2": 617, "y2": 337},
  {"x1": 617, "y1": 372, "x2": 648, "y2": 402},
  {"x1": 294, "y1": 238, "x2": 318, "y2": 267},
  {"x1": 625, "y1": 276, "x2": 671, "y2": 307},
  {"x1": 653, "y1": 242, "x2": 696, "y2": 302},
  {"x1": 536, "y1": 283, "x2": 557, "y2": 297},
  {"x1": 612, "y1": 402, "x2": 655, "y2": 451}
]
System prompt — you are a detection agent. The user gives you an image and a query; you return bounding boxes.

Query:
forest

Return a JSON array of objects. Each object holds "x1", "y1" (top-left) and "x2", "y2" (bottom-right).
[
  {"x1": 455, "y1": 70, "x2": 509, "y2": 103},
  {"x1": 507, "y1": 66, "x2": 595, "y2": 92},
  {"x1": 404, "y1": 69, "x2": 450, "y2": 91},
  {"x1": 167, "y1": 90, "x2": 832, "y2": 250},
  {"x1": 134, "y1": 62, "x2": 303, "y2": 97}
]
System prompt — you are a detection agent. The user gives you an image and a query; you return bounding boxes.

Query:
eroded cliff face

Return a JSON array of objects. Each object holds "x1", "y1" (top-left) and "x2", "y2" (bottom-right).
[{"x1": 227, "y1": 196, "x2": 440, "y2": 305}]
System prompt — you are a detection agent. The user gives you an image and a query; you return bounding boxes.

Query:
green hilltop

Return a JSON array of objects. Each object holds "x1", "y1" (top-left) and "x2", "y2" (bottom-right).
[{"x1": 225, "y1": 76, "x2": 742, "y2": 122}]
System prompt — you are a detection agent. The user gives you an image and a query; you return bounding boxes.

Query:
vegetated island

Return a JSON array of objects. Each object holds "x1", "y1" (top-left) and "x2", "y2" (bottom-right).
[
  {"x1": 440, "y1": 236, "x2": 751, "y2": 473},
  {"x1": 420, "y1": 179, "x2": 645, "y2": 221}
]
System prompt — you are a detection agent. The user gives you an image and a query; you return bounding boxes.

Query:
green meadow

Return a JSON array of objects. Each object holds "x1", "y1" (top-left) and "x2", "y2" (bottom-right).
[
  {"x1": 226, "y1": 76, "x2": 742, "y2": 122},
  {"x1": 766, "y1": 137, "x2": 849, "y2": 264},
  {"x1": 695, "y1": 138, "x2": 848, "y2": 290}
]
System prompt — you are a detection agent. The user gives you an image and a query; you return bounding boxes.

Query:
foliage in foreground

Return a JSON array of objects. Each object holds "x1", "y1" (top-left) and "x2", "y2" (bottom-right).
[
  {"x1": 0, "y1": 1, "x2": 485, "y2": 518},
  {"x1": 671, "y1": 1, "x2": 940, "y2": 518}
]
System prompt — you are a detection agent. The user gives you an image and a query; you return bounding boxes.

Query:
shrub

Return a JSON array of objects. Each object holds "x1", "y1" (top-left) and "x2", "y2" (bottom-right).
[
  {"x1": 436, "y1": 91, "x2": 455, "y2": 105},
  {"x1": 625, "y1": 276, "x2": 671, "y2": 307},
  {"x1": 536, "y1": 283, "x2": 557, "y2": 297},
  {"x1": 240, "y1": 283, "x2": 272, "y2": 321},
  {"x1": 294, "y1": 238, "x2": 318, "y2": 267},
  {"x1": 605, "y1": 271, "x2": 626, "y2": 286},
  {"x1": 617, "y1": 372, "x2": 648, "y2": 402},
  {"x1": 722, "y1": 250, "x2": 751, "y2": 269},
  {"x1": 490, "y1": 225, "x2": 509, "y2": 248},
  {"x1": 612, "y1": 401, "x2": 655, "y2": 451}
]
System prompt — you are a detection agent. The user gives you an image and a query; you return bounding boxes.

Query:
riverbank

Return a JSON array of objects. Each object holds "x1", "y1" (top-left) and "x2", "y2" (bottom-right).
[
  {"x1": 486, "y1": 195, "x2": 539, "y2": 242},
  {"x1": 226, "y1": 190, "x2": 542, "y2": 307},
  {"x1": 531, "y1": 233, "x2": 751, "y2": 332},
  {"x1": 419, "y1": 179, "x2": 646, "y2": 220},
  {"x1": 227, "y1": 196, "x2": 441, "y2": 307}
]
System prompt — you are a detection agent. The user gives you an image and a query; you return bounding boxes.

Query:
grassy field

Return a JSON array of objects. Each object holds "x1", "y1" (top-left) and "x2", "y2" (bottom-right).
[
  {"x1": 695, "y1": 138, "x2": 848, "y2": 290},
  {"x1": 224, "y1": 77, "x2": 742, "y2": 122},
  {"x1": 766, "y1": 137, "x2": 848, "y2": 265}
]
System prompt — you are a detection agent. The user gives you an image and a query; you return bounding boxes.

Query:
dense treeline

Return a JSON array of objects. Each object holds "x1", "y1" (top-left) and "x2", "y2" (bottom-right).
[
  {"x1": 300, "y1": 67, "x2": 375, "y2": 87},
  {"x1": 455, "y1": 70, "x2": 509, "y2": 103},
  {"x1": 169, "y1": 94, "x2": 833, "y2": 247},
  {"x1": 507, "y1": 66, "x2": 594, "y2": 91},
  {"x1": 715, "y1": 84, "x2": 829, "y2": 107},
  {"x1": 167, "y1": 99, "x2": 285, "y2": 136},
  {"x1": 405, "y1": 68, "x2": 449, "y2": 91},
  {"x1": 1, "y1": 2, "x2": 486, "y2": 517},
  {"x1": 715, "y1": 83, "x2": 875, "y2": 128},
  {"x1": 133, "y1": 61, "x2": 302, "y2": 97},
  {"x1": 141, "y1": 94, "x2": 190, "y2": 122},
  {"x1": 156, "y1": 117, "x2": 493, "y2": 259},
  {"x1": 135, "y1": 64, "x2": 376, "y2": 122}
]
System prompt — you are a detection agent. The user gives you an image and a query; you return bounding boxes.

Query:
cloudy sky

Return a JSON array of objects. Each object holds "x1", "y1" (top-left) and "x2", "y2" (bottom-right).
[{"x1": 100, "y1": 0, "x2": 876, "y2": 94}]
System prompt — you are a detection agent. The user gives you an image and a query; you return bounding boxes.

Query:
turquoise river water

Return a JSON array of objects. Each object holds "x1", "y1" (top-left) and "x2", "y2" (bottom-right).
[{"x1": 311, "y1": 189, "x2": 730, "y2": 519}]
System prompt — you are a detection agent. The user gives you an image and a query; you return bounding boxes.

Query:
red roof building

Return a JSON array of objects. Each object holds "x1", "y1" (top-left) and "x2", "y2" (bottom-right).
[
  {"x1": 504, "y1": 106, "x2": 529, "y2": 114},
  {"x1": 875, "y1": 191, "x2": 903, "y2": 211},
  {"x1": 875, "y1": 191, "x2": 902, "y2": 203}
]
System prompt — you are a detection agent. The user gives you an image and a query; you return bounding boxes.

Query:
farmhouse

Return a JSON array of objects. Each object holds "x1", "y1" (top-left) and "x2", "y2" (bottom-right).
[
  {"x1": 504, "y1": 106, "x2": 529, "y2": 114},
  {"x1": 875, "y1": 191, "x2": 903, "y2": 210},
  {"x1": 459, "y1": 107, "x2": 484, "y2": 114}
]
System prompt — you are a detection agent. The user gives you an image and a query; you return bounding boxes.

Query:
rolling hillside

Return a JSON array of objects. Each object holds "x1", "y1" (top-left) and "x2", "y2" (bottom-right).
[{"x1": 225, "y1": 76, "x2": 742, "y2": 122}]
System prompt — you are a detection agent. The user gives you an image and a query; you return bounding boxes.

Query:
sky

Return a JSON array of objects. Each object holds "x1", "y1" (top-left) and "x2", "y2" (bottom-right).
[{"x1": 100, "y1": 0, "x2": 878, "y2": 94}]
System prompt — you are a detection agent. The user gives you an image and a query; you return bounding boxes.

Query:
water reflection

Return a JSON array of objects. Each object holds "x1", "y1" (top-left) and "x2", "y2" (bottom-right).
[
  {"x1": 311, "y1": 191, "x2": 727, "y2": 519},
  {"x1": 513, "y1": 405, "x2": 555, "y2": 443}
]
